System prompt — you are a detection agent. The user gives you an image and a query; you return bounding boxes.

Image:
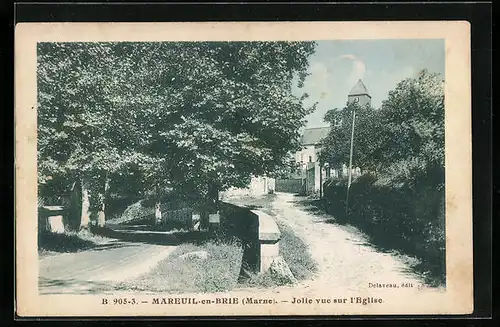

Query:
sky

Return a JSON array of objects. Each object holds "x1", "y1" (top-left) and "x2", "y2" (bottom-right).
[{"x1": 294, "y1": 39, "x2": 445, "y2": 128}]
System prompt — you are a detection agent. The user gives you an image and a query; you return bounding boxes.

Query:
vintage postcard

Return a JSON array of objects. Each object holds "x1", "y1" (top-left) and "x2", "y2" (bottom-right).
[{"x1": 15, "y1": 21, "x2": 472, "y2": 317}]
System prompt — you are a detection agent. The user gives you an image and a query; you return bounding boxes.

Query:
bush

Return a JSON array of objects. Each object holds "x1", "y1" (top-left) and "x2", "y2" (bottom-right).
[
  {"x1": 105, "y1": 194, "x2": 142, "y2": 221},
  {"x1": 319, "y1": 71, "x2": 445, "y2": 286},
  {"x1": 108, "y1": 200, "x2": 153, "y2": 224}
]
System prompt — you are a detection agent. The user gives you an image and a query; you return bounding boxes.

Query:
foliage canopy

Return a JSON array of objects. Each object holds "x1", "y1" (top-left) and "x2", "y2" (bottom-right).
[
  {"x1": 320, "y1": 70, "x2": 445, "y2": 188},
  {"x1": 37, "y1": 41, "x2": 317, "y2": 204}
]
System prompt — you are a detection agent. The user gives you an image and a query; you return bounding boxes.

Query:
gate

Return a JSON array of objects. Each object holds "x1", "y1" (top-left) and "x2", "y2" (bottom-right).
[{"x1": 275, "y1": 178, "x2": 305, "y2": 194}]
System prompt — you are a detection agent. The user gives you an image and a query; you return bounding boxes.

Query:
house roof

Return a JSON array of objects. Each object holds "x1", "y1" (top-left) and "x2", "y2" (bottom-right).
[
  {"x1": 349, "y1": 79, "x2": 370, "y2": 96},
  {"x1": 301, "y1": 126, "x2": 330, "y2": 146}
]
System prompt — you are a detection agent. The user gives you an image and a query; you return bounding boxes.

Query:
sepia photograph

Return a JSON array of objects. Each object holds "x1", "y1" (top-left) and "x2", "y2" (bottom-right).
[{"x1": 15, "y1": 22, "x2": 472, "y2": 316}]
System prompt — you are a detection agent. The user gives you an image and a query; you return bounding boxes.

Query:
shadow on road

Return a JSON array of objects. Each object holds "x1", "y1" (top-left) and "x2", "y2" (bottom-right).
[
  {"x1": 294, "y1": 198, "x2": 328, "y2": 216},
  {"x1": 39, "y1": 224, "x2": 214, "y2": 255},
  {"x1": 95, "y1": 225, "x2": 212, "y2": 246},
  {"x1": 38, "y1": 232, "x2": 128, "y2": 254}
]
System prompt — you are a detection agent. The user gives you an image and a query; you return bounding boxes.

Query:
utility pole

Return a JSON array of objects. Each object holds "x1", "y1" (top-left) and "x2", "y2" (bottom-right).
[
  {"x1": 345, "y1": 107, "x2": 357, "y2": 214},
  {"x1": 319, "y1": 160, "x2": 323, "y2": 199}
]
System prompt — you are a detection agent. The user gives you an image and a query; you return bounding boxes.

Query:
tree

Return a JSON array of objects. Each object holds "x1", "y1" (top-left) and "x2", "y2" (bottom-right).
[
  {"x1": 37, "y1": 43, "x2": 159, "y2": 229},
  {"x1": 319, "y1": 69, "x2": 444, "y2": 187},
  {"x1": 320, "y1": 101, "x2": 383, "y2": 175},
  {"x1": 118, "y1": 41, "x2": 317, "y2": 213},
  {"x1": 377, "y1": 69, "x2": 445, "y2": 187},
  {"x1": 37, "y1": 41, "x2": 317, "y2": 229}
]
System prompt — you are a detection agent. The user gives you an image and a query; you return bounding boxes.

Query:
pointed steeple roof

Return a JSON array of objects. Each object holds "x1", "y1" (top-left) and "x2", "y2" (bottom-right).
[{"x1": 349, "y1": 79, "x2": 370, "y2": 96}]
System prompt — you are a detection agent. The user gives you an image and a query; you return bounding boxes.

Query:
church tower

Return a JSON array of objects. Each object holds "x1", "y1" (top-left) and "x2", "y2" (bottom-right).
[{"x1": 347, "y1": 79, "x2": 371, "y2": 107}]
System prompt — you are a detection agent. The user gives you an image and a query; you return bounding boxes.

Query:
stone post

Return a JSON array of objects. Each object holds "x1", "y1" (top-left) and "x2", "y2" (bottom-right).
[
  {"x1": 208, "y1": 212, "x2": 221, "y2": 233},
  {"x1": 254, "y1": 211, "x2": 281, "y2": 273},
  {"x1": 40, "y1": 206, "x2": 66, "y2": 234}
]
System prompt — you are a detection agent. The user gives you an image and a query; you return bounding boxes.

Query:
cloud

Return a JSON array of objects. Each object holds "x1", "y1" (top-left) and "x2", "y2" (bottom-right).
[
  {"x1": 338, "y1": 54, "x2": 357, "y2": 61},
  {"x1": 308, "y1": 62, "x2": 329, "y2": 84},
  {"x1": 301, "y1": 61, "x2": 333, "y2": 102},
  {"x1": 299, "y1": 40, "x2": 444, "y2": 128},
  {"x1": 298, "y1": 54, "x2": 369, "y2": 128},
  {"x1": 336, "y1": 54, "x2": 366, "y2": 83}
]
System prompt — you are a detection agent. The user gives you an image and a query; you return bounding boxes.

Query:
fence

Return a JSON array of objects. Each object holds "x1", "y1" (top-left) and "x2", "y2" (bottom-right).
[
  {"x1": 221, "y1": 176, "x2": 275, "y2": 199},
  {"x1": 120, "y1": 205, "x2": 196, "y2": 230},
  {"x1": 306, "y1": 166, "x2": 316, "y2": 194}
]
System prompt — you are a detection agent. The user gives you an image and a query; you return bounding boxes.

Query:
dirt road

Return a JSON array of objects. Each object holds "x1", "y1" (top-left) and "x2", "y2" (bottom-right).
[
  {"x1": 39, "y1": 192, "x2": 438, "y2": 297},
  {"x1": 38, "y1": 227, "x2": 178, "y2": 294},
  {"x1": 265, "y1": 192, "x2": 427, "y2": 293},
  {"x1": 36, "y1": 192, "x2": 448, "y2": 315}
]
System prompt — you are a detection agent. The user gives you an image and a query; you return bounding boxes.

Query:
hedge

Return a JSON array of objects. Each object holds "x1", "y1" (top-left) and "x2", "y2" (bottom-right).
[{"x1": 323, "y1": 171, "x2": 445, "y2": 286}]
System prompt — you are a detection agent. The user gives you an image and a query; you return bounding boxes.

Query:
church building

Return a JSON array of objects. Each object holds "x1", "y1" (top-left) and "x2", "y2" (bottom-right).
[
  {"x1": 347, "y1": 79, "x2": 372, "y2": 107},
  {"x1": 287, "y1": 79, "x2": 371, "y2": 194},
  {"x1": 294, "y1": 79, "x2": 372, "y2": 168}
]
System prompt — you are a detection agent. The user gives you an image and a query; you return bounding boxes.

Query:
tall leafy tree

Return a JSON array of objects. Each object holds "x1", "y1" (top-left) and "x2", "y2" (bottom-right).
[
  {"x1": 37, "y1": 41, "x2": 316, "y2": 229},
  {"x1": 38, "y1": 43, "x2": 158, "y2": 229},
  {"x1": 319, "y1": 69, "x2": 444, "y2": 186},
  {"x1": 377, "y1": 69, "x2": 445, "y2": 186},
  {"x1": 320, "y1": 101, "x2": 383, "y2": 174}
]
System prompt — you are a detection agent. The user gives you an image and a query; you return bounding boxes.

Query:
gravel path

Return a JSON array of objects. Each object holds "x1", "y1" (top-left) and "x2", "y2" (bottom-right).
[
  {"x1": 38, "y1": 192, "x2": 438, "y2": 297},
  {"x1": 38, "y1": 230, "x2": 177, "y2": 294},
  {"x1": 267, "y1": 192, "x2": 426, "y2": 292}
]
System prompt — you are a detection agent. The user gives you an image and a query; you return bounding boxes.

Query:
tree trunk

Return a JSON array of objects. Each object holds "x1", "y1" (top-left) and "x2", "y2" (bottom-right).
[
  {"x1": 97, "y1": 173, "x2": 110, "y2": 228},
  {"x1": 66, "y1": 180, "x2": 81, "y2": 231},
  {"x1": 155, "y1": 201, "x2": 162, "y2": 224},
  {"x1": 200, "y1": 182, "x2": 219, "y2": 231},
  {"x1": 80, "y1": 177, "x2": 90, "y2": 230},
  {"x1": 208, "y1": 182, "x2": 219, "y2": 211}
]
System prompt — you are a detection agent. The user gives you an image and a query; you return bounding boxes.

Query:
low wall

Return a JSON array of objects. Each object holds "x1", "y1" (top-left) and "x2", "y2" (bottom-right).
[
  {"x1": 275, "y1": 178, "x2": 305, "y2": 194},
  {"x1": 256, "y1": 210, "x2": 281, "y2": 272},
  {"x1": 155, "y1": 207, "x2": 194, "y2": 229},
  {"x1": 38, "y1": 206, "x2": 66, "y2": 234},
  {"x1": 219, "y1": 202, "x2": 281, "y2": 274},
  {"x1": 220, "y1": 176, "x2": 275, "y2": 199}
]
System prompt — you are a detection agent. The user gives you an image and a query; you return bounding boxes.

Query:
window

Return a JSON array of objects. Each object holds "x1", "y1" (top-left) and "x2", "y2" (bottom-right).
[{"x1": 309, "y1": 156, "x2": 312, "y2": 163}]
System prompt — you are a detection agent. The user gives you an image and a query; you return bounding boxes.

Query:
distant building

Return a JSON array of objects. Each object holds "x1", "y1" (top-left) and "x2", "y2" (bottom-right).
[
  {"x1": 293, "y1": 126, "x2": 330, "y2": 167},
  {"x1": 347, "y1": 79, "x2": 372, "y2": 107},
  {"x1": 295, "y1": 79, "x2": 372, "y2": 167},
  {"x1": 280, "y1": 79, "x2": 370, "y2": 194}
]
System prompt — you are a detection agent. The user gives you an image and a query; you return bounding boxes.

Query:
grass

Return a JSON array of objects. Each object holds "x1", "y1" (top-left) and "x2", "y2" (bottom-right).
[
  {"x1": 277, "y1": 220, "x2": 318, "y2": 281},
  {"x1": 39, "y1": 194, "x2": 318, "y2": 293},
  {"x1": 119, "y1": 236, "x2": 244, "y2": 293},
  {"x1": 236, "y1": 194, "x2": 318, "y2": 281},
  {"x1": 225, "y1": 193, "x2": 278, "y2": 211}
]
